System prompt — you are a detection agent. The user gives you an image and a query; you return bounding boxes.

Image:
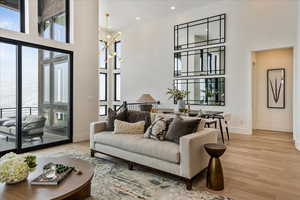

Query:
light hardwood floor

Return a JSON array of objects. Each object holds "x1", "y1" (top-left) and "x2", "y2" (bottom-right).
[{"x1": 32, "y1": 130, "x2": 300, "y2": 200}]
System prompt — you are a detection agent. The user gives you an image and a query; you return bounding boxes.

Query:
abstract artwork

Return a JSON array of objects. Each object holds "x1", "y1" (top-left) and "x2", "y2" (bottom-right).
[{"x1": 267, "y1": 68, "x2": 285, "y2": 109}]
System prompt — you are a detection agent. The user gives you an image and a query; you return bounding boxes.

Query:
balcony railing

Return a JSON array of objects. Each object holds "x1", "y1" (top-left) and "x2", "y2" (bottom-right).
[{"x1": 0, "y1": 107, "x2": 38, "y2": 119}]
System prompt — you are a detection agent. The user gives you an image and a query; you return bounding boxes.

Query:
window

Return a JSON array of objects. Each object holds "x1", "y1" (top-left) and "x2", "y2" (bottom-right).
[
  {"x1": 114, "y1": 73, "x2": 121, "y2": 101},
  {"x1": 174, "y1": 78, "x2": 225, "y2": 106},
  {"x1": 54, "y1": 61, "x2": 69, "y2": 103},
  {"x1": 114, "y1": 105, "x2": 120, "y2": 111},
  {"x1": 115, "y1": 41, "x2": 121, "y2": 69},
  {"x1": 0, "y1": 37, "x2": 73, "y2": 155},
  {"x1": 38, "y1": 0, "x2": 70, "y2": 43},
  {"x1": 99, "y1": 40, "x2": 107, "y2": 69},
  {"x1": 43, "y1": 64, "x2": 50, "y2": 103},
  {"x1": 99, "y1": 73, "x2": 107, "y2": 101},
  {"x1": 0, "y1": 0, "x2": 25, "y2": 32},
  {"x1": 98, "y1": 40, "x2": 122, "y2": 117},
  {"x1": 174, "y1": 46, "x2": 225, "y2": 77},
  {"x1": 99, "y1": 105, "x2": 107, "y2": 116}
]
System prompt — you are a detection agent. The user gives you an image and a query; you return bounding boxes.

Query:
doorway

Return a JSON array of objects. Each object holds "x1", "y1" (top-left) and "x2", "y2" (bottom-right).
[{"x1": 252, "y1": 48, "x2": 293, "y2": 133}]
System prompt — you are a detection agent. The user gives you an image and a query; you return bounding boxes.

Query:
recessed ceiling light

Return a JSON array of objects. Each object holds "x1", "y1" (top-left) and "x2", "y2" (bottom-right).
[
  {"x1": 136, "y1": 17, "x2": 141, "y2": 20},
  {"x1": 170, "y1": 6, "x2": 176, "y2": 10}
]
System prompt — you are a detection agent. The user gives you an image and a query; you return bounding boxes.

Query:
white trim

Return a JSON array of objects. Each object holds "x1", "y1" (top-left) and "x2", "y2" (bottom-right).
[
  {"x1": 295, "y1": 141, "x2": 300, "y2": 151},
  {"x1": 230, "y1": 127, "x2": 251, "y2": 135},
  {"x1": 73, "y1": 131, "x2": 89, "y2": 142}
]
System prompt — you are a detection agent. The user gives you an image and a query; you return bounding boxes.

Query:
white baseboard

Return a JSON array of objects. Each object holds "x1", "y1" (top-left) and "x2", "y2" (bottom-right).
[
  {"x1": 73, "y1": 131, "x2": 90, "y2": 142},
  {"x1": 295, "y1": 141, "x2": 300, "y2": 151},
  {"x1": 229, "y1": 127, "x2": 252, "y2": 135}
]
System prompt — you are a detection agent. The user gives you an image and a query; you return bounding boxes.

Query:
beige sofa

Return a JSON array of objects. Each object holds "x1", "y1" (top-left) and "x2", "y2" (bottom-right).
[{"x1": 90, "y1": 117, "x2": 218, "y2": 190}]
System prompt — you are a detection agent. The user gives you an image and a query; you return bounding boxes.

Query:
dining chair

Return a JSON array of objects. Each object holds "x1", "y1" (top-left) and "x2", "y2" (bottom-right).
[{"x1": 222, "y1": 113, "x2": 231, "y2": 141}]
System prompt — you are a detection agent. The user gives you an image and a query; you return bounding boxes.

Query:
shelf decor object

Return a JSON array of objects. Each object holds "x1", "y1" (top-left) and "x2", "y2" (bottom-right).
[
  {"x1": 174, "y1": 14, "x2": 226, "y2": 50},
  {"x1": 267, "y1": 68, "x2": 285, "y2": 109}
]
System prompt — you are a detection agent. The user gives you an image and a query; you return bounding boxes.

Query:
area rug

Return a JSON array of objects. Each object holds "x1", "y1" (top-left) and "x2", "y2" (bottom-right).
[{"x1": 51, "y1": 151, "x2": 232, "y2": 200}]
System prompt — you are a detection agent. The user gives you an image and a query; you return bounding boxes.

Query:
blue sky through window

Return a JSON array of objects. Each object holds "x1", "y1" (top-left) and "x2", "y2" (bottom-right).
[{"x1": 0, "y1": 6, "x2": 20, "y2": 32}]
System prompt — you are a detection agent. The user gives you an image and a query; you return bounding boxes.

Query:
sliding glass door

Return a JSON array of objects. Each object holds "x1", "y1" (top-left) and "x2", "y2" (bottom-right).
[
  {"x1": 0, "y1": 42, "x2": 17, "y2": 152},
  {"x1": 0, "y1": 38, "x2": 72, "y2": 155}
]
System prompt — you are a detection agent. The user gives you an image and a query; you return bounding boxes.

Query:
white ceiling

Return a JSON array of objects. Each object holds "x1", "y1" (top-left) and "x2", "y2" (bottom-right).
[{"x1": 99, "y1": 0, "x2": 222, "y2": 31}]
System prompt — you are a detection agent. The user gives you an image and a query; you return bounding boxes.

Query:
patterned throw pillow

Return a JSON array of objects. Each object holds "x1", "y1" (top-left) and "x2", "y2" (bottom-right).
[
  {"x1": 144, "y1": 116, "x2": 173, "y2": 141},
  {"x1": 113, "y1": 119, "x2": 145, "y2": 134}
]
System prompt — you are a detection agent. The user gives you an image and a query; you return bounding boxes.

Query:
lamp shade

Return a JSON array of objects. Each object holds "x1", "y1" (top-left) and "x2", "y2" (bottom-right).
[{"x1": 137, "y1": 94, "x2": 156, "y2": 103}]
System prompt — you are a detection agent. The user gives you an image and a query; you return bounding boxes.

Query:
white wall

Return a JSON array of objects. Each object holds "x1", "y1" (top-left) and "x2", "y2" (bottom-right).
[
  {"x1": 0, "y1": 0, "x2": 99, "y2": 142},
  {"x1": 294, "y1": 2, "x2": 300, "y2": 151},
  {"x1": 253, "y1": 48, "x2": 293, "y2": 132},
  {"x1": 121, "y1": 0, "x2": 298, "y2": 135}
]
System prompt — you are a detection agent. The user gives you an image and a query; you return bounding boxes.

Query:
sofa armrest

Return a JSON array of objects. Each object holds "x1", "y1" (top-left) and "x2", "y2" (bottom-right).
[
  {"x1": 179, "y1": 128, "x2": 218, "y2": 179},
  {"x1": 90, "y1": 121, "x2": 107, "y2": 149}
]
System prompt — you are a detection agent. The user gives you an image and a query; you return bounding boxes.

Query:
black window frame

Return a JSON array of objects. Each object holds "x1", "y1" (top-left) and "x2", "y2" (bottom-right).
[
  {"x1": 0, "y1": 0, "x2": 25, "y2": 32},
  {"x1": 99, "y1": 72, "x2": 107, "y2": 101},
  {"x1": 99, "y1": 105, "x2": 107, "y2": 116},
  {"x1": 114, "y1": 41, "x2": 121, "y2": 69},
  {"x1": 99, "y1": 40, "x2": 107, "y2": 69},
  {"x1": 174, "y1": 77, "x2": 225, "y2": 106},
  {"x1": 38, "y1": 0, "x2": 70, "y2": 43},
  {"x1": 174, "y1": 14, "x2": 226, "y2": 51},
  {"x1": 174, "y1": 46, "x2": 225, "y2": 77},
  {"x1": 0, "y1": 36, "x2": 73, "y2": 156},
  {"x1": 114, "y1": 73, "x2": 121, "y2": 101}
]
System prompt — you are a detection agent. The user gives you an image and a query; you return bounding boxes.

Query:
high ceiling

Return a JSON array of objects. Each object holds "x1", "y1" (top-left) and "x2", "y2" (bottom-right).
[{"x1": 99, "y1": 0, "x2": 222, "y2": 31}]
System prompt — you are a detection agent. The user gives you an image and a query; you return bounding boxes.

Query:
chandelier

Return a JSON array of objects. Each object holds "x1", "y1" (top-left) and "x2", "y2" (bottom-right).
[{"x1": 99, "y1": 13, "x2": 122, "y2": 64}]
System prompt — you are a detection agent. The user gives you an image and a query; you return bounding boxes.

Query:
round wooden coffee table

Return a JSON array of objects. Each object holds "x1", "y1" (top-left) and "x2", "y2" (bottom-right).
[{"x1": 0, "y1": 157, "x2": 95, "y2": 200}]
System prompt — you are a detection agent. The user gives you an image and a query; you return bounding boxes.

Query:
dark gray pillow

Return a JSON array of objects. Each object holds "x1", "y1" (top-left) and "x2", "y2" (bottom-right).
[
  {"x1": 107, "y1": 108, "x2": 127, "y2": 131},
  {"x1": 165, "y1": 117, "x2": 200, "y2": 144},
  {"x1": 127, "y1": 110, "x2": 151, "y2": 132}
]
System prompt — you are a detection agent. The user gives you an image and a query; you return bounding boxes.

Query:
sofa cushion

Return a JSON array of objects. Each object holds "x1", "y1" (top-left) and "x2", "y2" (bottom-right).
[
  {"x1": 127, "y1": 110, "x2": 151, "y2": 132},
  {"x1": 107, "y1": 108, "x2": 127, "y2": 131},
  {"x1": 93, "y1": 132, "x2": 180, "y2": 164}
]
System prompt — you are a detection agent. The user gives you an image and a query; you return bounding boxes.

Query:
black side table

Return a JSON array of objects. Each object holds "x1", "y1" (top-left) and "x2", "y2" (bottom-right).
[{"x1": 204, "y1": 143, "x2": 226, "y2": 190}]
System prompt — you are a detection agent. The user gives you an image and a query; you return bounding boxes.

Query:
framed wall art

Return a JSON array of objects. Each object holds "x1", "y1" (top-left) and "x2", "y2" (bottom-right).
[{"x1": 267, "y1": 68, "x2": 285, "y2": 109}]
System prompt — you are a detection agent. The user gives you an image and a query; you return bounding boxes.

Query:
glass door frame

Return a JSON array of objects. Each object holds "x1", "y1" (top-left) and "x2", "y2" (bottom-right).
[{"x1": 0, "y1": 36, "x2": 73, "y2": 156}]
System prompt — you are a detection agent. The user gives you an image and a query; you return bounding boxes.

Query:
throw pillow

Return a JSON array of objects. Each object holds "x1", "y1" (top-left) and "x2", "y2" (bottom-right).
[
  {"x1": 165, "y1": 116, "x2": 200, "y2": 144},
  {"x1": 107, "y1": 108, "x2": 127, "y2": 131},
  {"x1": 2, "y1": 120, "x2": 16, "y2": 127},
  {"x1": 144, "y1": 116, "x2": 173, "y2": 140},
  {"x1": 114, "y1": 119, "x2": 145, "y2": 134},
  {"x1": 127, "y1": 110, "x2": 151, "y2": 132}
]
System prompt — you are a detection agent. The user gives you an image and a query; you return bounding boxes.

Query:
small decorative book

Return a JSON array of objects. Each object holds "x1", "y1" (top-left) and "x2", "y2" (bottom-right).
[{"x1": 31, "y1": 162, "x2": 73, "y2": 185}]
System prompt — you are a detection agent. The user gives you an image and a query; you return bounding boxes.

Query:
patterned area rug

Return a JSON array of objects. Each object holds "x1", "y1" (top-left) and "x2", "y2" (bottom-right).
[{"x1": 52, "y1": 151, "x2": 232, "y2": 200}]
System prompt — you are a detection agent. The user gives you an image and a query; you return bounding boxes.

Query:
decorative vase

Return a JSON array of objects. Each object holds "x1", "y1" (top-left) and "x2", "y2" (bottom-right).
[{"x1": 176, "y1": 99, "x2": 185, "y2": 112}]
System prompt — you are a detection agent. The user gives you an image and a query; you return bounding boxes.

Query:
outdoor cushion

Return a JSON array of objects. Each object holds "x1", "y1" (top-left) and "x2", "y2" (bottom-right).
[{"x1": 93, "y1": 132, "x2": 180, "y2": 164}]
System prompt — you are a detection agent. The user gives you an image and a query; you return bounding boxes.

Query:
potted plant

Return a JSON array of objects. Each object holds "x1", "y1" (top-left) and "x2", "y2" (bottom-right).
[
  {"x1": 167, "y1": 88, "x2": 189, "y2": 112},
  {"x1": 0, "y1": 152, "x2": 37, "y2": 184}
]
